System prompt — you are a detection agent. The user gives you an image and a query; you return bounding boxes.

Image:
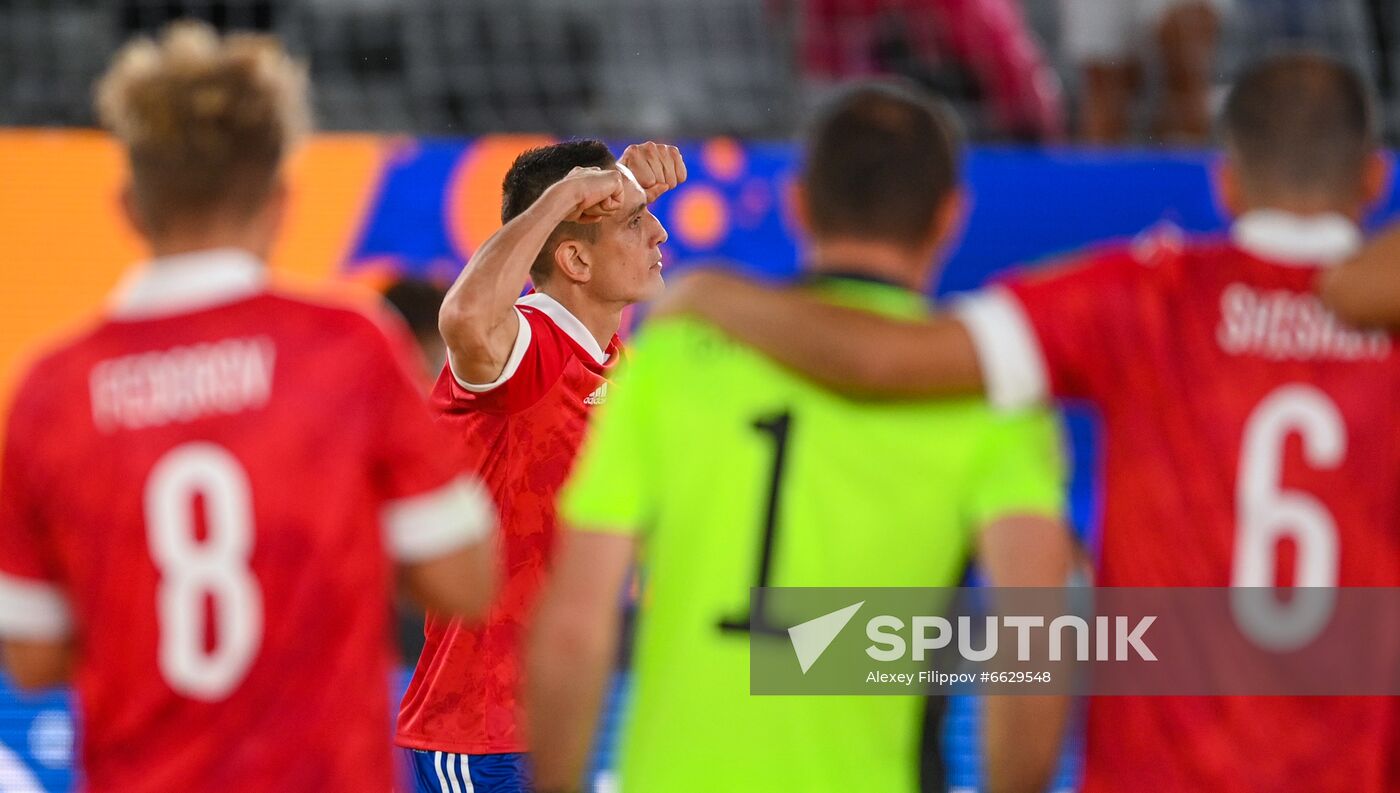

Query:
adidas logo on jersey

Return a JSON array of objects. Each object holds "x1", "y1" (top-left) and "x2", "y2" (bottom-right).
[{"x1": 584, "y1": 383, "x2": 608, "y2": 406}]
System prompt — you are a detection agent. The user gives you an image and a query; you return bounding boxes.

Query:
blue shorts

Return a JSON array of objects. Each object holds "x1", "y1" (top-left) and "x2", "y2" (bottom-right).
[{"x1": 405, "y1": 749, "x2": 529, "y2": 793}]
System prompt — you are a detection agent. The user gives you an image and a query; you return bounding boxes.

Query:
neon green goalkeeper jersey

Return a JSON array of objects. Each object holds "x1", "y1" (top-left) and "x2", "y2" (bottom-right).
[{"x1": 560, "y1": 275, "x2": 1064, "y2": 793}]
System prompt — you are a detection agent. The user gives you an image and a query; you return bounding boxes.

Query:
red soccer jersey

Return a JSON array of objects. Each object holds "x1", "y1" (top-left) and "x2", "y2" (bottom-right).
[
  {"x1": 0, "y1": 250, "x2": 494, "y2": 793},
  {"x1": 397, "y1": 291, "x2": 621, "y2": 755},
  {"x1": 957, "y1": 212, "x2": 1400, "y2": 792}
]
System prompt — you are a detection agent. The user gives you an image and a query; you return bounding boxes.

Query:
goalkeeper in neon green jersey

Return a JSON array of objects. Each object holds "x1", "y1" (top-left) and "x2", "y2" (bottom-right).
[{"x1": 528, "y1": 82, "x2": 1074, "y2": 793}]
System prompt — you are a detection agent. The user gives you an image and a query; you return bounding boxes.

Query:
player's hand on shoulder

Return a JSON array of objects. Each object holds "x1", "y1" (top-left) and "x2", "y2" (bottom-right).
[
  {"x1": 558, "y1": 166, "x2": 626, "y2": 224},
  {"x1": 620, "y1": 141, "x2": 687, "y2": 203}
]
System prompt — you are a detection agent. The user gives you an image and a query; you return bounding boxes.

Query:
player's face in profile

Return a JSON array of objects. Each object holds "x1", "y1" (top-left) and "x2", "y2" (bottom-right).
[{"x1": 585, "y1": 171, "x2": 668, "y2": 303}]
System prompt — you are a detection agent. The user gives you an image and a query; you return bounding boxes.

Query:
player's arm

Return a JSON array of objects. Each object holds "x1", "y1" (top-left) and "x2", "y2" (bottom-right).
[
  {"x1": 2, "y1": 638, "x2": 73, "y2": 690},
  {"x1": 382, "y1": 471, "x2": 499, "y2": 620},
  {"x1": 0, "y1": 381, "x2": 76, "y2": 691},
  {"x1": 0, "y1": 570, "x2": 75, "y2": 690},
  {"x1": 1319, "y1": 222, "x2": 1400, "y2": 327},
  {"x1": 367, "y1": 315, "x2": 501, "y2": 619},
  {"x1": 439, "y1": 166, "x2": 625, "y2": 384},
  {"x1": 527, "y1": 529, "x2": 635, "y2": 793},
  {"x1": 653, "y1": 269, "x2": 984, "y2": 398},
  {"x1": 398, "y1": 535, "x2": 497, "y2": 619},
  {"x1": 965, "y1": 407, "x2": 1074, "y2": 793},
  {"x1": 977, "y1": 513, "x2": 1075, "y2": 793},
  {"x1": 978, "y1": 514, "x2": 1074, "y2": 588}
]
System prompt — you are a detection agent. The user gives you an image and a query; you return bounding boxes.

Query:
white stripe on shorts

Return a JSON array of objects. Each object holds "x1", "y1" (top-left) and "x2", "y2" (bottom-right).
[
  {"x1": 433, "y1": 751, "x2": 450, "y2": 793},
  {"x1": 460, "y1": 754, "x2": 476, "y2": 793},
  {"x1": 445, "y1": 754, "x2": 463, "y2": 793}
]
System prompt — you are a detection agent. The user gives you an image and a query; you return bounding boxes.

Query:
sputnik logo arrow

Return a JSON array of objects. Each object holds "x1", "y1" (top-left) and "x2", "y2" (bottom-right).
[{"x1": 787, "y1": 601, "x2": 864, "y2": 674}]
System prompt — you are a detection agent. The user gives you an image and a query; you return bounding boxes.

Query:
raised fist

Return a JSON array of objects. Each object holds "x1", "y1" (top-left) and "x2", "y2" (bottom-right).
[
  {"x1": 619, "y1": 142, "x2": 688, "y2": 203},
  {"x1": 559, "y1": 166, "x2": 626, "y2": 223}
]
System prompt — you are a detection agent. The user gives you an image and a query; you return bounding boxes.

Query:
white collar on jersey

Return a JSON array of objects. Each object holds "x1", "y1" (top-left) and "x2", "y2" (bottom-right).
[
  {"x1": 1230, "y1": 210, "x2": 1362, "y2": 267},
  {"x1": 516, "y1": 291, "x2": 611, "y2": 365},
  {"x1": 109, "y1": 248, "x2": 267, "y2": 320}
]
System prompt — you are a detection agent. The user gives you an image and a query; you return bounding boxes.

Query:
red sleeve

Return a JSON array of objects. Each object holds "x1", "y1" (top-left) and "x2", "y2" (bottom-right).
[
  {"x1": 1004, "y1": 249, "x2": 1148, "y2": 400},
  {"x1": 442, "y1": 307, "x2": 570, "y2": 414},
  {"x1": 956, "y1": 241, "x2": 1162, "y2": 408},
  {"x1": 359, "y1": 319, "x2": 496, "y2": 562},
  {"x1": 0, "y1": 367, "x2": 73, "y2": 638}
]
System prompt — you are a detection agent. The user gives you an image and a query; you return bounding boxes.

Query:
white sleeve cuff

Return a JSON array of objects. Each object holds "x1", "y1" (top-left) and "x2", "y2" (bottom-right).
[
  {"x1": 952, "y1": 287, "x2": 1051, "y2": 411},
  {"x1": 384, "y1": 475, "x2": 497, "y2": 562},
  {"x1": 0, "y1": 572, "x2": 72, "y2": 639},
  {"x1": 449, "y1": 309, "x2": 532, "y2": 393}
]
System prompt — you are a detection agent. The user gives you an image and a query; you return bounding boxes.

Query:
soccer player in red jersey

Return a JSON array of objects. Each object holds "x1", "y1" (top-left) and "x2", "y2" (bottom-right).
[
  {"x1": 394, "y1": 141, "x2": 684, "y2": 792},
  {"x1": 655, "y1": 54, "x2": 1400, "y2": 793},
  {"x1": 0, "y1": 23, "x2": 497, "y2": 792}
]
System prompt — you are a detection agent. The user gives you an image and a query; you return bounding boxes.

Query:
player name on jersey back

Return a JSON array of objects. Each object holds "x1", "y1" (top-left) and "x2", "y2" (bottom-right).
[
  {"x1": 1216, "y1": 283, "x2": 1391, "y2": 361},
  {"x1": 89, "y1": 336, "x2": 277, "y2": 432}
]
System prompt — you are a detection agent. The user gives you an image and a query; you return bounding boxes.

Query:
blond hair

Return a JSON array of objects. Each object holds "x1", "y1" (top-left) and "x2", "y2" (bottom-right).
[{"x1": 95, "y1": 21, "x2": 311, "y2": 231}]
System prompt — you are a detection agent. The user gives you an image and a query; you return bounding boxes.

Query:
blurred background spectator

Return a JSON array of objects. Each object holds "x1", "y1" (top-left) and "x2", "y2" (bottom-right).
[
  {"x1": 801, "y1": 0, "x2": 1066, "y2": 140},
  {"x1": 1227, "y1": 0, "x2": 1378, "y2": 90},
  {"x1": 1058, "y1": 0, "x2": 1225, "y2": 144},
  {"x1": 383, "y1": 277, "x2": 451, "y2": 386}
]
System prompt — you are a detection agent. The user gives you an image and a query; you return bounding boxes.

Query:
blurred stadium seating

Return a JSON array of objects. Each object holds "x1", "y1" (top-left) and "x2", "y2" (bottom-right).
[
  {"x1": 3, "y1": 0, "x2": 1400, "y2": 140},
  {"x1": 0, "y1": 0, "x2": 798, "y2": 136}
]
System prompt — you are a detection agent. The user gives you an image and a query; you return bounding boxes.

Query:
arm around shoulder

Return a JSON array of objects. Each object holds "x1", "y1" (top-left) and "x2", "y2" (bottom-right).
[
  {"x1": 656, "y1": 269, "x2": 985, "y2": 398},
  {"x1": 1318, "y1": 222, "x2": 1400, "y2": 327}
]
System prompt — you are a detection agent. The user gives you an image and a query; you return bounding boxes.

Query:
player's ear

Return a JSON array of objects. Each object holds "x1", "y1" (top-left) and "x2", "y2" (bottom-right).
[
  {"x1": 929, "y1": 187, "x2": 968, "y2": 255},
  {"x1": 554, "y1": 238, "x2": 592, "y2": 285},
  {"x1": 787, "y1": 179, "x2": 812, "y2": 237},
  {"x1": 255, "y1": 179, "x2": 290, "y2": 259},
  {"x1": 265, "y1": 178, "x2": 289, "y2": 222},
  {"x1": 119, "y1": 183, "x2": 150, "y2": 240},
  {"x1": 1361, "y1": 150, "x2": 1392, "y2": 211},
  {"x1": 1213, "y1": 156, "x2": 1247, "y2": 219}
]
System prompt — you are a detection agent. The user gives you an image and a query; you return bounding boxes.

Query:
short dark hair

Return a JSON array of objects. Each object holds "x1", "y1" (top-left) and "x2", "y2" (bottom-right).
[
  {"x1": 1222, "y1": 53, "x2": 1376, "y2": 198},
  {"x1": 501, "y1": 139, "x2": 617, "y2": 285},
  {"x1": 802, "y1": 81, "x2": 962, "y2": 247}
]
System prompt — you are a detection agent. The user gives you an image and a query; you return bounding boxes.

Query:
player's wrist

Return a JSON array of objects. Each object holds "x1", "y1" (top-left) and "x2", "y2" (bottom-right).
[{"x1": 540, "y1": 179, "x2": 588, "y2": 221}]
